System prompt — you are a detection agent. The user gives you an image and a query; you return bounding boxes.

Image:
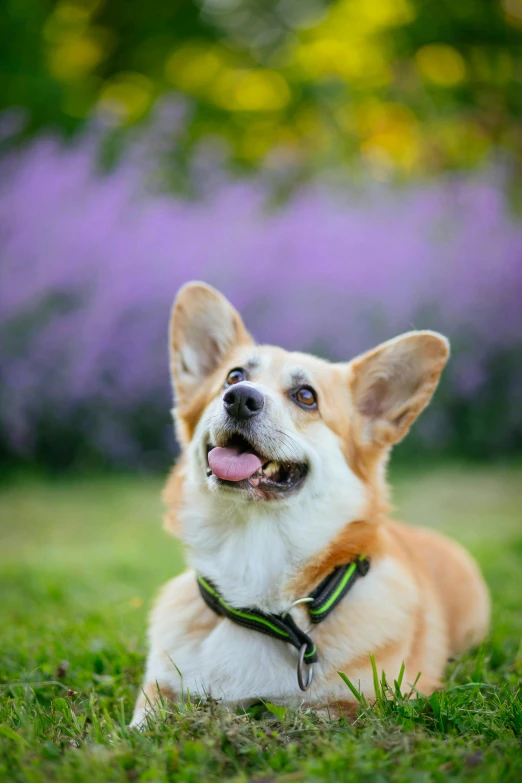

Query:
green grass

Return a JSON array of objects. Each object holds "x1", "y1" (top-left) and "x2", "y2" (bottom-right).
[{"x1": 1, "y1": 466, "x2": 521, "y2": 782}]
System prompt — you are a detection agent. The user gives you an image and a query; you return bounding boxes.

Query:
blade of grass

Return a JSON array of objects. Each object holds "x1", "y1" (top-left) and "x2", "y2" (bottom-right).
[{"x1": 337, "y1": 672, "x2": 365, "y2": 704}]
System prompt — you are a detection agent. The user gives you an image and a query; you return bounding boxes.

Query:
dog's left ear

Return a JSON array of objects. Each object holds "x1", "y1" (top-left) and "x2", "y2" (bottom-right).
[
  {"x1": 346, "y1": 331, "x2": 450, "y2": 448},
  {"x1": 170, "y1": 282, "x2": 253, "y2": 404}
]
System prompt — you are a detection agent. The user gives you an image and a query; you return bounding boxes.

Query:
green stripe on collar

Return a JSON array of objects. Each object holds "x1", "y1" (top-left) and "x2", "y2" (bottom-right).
[
  {"x1": 308, "y1": 557, "x2": 369, "y2": 623},
  {"x1": 309, "y1": 562, "x2": 357, "y2": 617},
  {"x1": 197, "y1": 575, "x2": 291, "y2": 639}
]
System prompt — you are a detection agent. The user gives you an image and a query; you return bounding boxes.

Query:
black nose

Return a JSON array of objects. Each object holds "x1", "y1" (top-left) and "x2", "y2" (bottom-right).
[{"x1": 223, "y1": 384, "x2": 265, "y2": 420}]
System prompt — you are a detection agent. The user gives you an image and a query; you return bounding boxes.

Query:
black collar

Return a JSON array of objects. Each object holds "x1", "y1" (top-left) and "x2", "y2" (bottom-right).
[{"x1": 197, "y1": 557, "x2": 370, "y2": 690}]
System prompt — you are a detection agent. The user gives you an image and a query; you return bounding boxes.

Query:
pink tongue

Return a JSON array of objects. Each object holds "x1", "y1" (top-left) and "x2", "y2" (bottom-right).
[{"x1": 208, "y1": 446, "x2": 263, "y2": 482}]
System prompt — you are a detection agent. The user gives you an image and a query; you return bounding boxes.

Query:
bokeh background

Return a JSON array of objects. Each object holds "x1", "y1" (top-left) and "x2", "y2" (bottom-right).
[
  {"x1": 1, "y1": 4, "x2": 522, "y2": 761},
  {"x1": 2, "y1": 0, "x2": 522, "y2": 473}
]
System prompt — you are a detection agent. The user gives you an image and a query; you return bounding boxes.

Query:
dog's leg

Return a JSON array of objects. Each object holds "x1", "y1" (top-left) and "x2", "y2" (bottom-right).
[{"x1": 130, "y1": 681, "x2": 180, "y2": 729}]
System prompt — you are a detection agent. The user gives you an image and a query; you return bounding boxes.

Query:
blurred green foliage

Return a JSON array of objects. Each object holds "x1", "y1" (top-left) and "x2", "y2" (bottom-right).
[{"x1": 3, "y1": 0, "x2": 522, "y2": 177}]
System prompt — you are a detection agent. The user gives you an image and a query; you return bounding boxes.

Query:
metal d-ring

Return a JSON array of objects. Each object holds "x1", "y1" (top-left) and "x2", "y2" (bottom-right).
[
  {"x1": 281, "y1": 596, "x2": 313, "y2": 619},
  {"x1": 297, "y1": 643, "x2": 313, "y2": 691}
]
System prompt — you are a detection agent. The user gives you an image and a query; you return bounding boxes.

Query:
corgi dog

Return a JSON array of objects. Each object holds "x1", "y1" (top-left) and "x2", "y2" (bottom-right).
[{"x1": 131, "y1": 282, "x2": 490, "y2": 726}]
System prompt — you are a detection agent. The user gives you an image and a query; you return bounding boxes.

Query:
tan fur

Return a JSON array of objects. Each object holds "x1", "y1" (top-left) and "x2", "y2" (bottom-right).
[
  {"x1": 387, "y1": 521, "x2": 490, "y2": 655},
  {"x1": 162, "y1": 458, "x2": 186, "y2": 537},
  {"x1": 289, "y1": 520, "x2": 385, "y2": 596},
  {"x1": 132, "y1": 283, "x2": 490, "y2": 724}
]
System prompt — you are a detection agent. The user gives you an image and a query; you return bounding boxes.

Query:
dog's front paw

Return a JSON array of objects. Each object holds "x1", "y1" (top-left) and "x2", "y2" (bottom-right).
[{"x1": 130, "y1": 683, "x2": 179, "y2": 729}]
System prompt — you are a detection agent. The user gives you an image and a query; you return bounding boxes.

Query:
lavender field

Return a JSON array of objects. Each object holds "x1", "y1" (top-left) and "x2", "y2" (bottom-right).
[{"x1": 1, "y1": 133, "x2": 522, "y2": 469}]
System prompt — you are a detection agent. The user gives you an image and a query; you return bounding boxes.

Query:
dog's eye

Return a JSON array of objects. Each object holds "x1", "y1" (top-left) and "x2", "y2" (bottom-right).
[
  {"x1": 225, "y1": 368, "x2": 246, "y2": 386},
  {"x1": 293, "y1": 386, "x2": 318, "y2": 410}
]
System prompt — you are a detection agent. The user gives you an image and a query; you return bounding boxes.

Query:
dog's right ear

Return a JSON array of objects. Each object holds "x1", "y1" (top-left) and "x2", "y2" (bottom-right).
[{"x1": 170, "y1": 282, "x2": 253, "y2": 404}]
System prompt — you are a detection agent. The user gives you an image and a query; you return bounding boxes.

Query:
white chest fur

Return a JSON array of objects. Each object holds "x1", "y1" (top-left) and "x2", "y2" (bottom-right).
[{"x1": 181, "y1": 434, "x2": 367, "y2": 614}]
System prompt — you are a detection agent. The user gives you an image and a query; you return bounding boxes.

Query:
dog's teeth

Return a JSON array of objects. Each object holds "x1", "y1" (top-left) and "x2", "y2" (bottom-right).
[
  {"x1": 206, "y1": 468, "x2": 212, "y2": 477},
  {"x1": 262, "y1": 461, "x2": 280, "y2": 477},
  {"x1": 249, "y1": 476, "x2": 260, "y2": 487}
]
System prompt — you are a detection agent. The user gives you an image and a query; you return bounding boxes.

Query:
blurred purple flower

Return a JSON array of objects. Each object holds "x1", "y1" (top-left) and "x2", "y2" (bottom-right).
[{"x1": 1, "y1": 133, "x2": 521, "y2": 465}]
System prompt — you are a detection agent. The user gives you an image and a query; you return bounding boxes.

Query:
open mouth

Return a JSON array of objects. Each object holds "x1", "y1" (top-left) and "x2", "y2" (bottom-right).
[{"x1": 206, "y1": 434, "x2": 308, "y2": 497}]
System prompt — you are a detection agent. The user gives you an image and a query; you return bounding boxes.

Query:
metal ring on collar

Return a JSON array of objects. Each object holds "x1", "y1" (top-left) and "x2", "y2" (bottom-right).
[
  {"x1": 297, "y1": 643, "x2": 313, "y2": 691},
  {"x1": 281, "y1": 596, "x2": 313, "y2": 619}
]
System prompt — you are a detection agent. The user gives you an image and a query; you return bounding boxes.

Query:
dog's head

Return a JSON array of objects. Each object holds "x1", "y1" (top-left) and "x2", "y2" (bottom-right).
[{"x1": 166, "y1": 282, "x2": 449, "y2": 520}]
